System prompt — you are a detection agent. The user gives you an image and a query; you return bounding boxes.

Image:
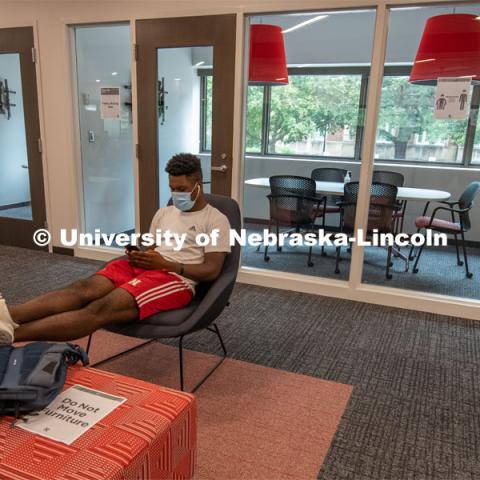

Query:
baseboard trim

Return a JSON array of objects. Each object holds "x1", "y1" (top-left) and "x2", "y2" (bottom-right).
[{"x1": 52, "y1": 246, "x2": 74, "y2": 256}]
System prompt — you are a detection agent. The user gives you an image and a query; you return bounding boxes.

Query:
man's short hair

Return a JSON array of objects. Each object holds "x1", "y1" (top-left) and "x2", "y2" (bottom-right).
[{"x1": 165, "y1": 153, "x2": 203, "y2": 181}]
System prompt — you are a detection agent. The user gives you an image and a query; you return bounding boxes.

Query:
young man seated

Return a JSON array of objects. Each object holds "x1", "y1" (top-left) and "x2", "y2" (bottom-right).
[{"x1": 0, "y1": 153, "x2": 231, "y2": 345}]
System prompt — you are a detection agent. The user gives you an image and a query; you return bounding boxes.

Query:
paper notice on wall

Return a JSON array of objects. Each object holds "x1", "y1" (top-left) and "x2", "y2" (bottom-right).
[
  {"x1": 17, "y1": 385, "x2": 126, "y2": 445},
  {"x1": 100, "y1": 86, "x2": 121, "y2": 119},
  {"x1": 434, "y1": 77, "x2": 471, "y2": 120}
]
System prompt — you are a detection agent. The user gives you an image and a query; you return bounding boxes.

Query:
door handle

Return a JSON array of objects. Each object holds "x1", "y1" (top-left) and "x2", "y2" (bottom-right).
[
  {"x1": 21, "y1": 164, "x2": 28, "y2": 169},
  {"x1": 211, "y1": 164, "x2": 228, "y2": 173}
]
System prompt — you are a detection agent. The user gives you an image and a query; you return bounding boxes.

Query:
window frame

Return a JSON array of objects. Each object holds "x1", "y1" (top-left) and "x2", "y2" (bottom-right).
[{"x1": 199, "y1": 65, "x2": 480, "y2": 168}]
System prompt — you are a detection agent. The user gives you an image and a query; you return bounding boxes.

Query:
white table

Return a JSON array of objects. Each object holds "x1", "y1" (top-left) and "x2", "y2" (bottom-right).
[{"x1": 245, "y1": 178, "x2": 451, "y2": 202}]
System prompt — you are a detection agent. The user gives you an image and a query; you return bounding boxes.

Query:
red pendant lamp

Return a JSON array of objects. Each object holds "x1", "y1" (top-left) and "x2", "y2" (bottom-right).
[
  {"x1": 249, "y1": 24, "x2": 289, "y2": 86},
  {"x1": 410, "y1": 13, "x2": 480, "y2": 85}
]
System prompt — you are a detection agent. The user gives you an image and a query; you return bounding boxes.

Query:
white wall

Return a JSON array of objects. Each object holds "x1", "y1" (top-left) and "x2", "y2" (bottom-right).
[{"x1": 0, "y1": 53, "x2": 30, "y2": 206}]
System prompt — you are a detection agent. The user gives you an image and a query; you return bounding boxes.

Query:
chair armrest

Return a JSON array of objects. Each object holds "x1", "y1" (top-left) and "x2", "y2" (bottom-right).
[
  {"x1": 424, "y1": 205, "x2": 470, "y2": 228},
  {"x1": 439, "y1": 200, "x2": 460, "y2": 207}
]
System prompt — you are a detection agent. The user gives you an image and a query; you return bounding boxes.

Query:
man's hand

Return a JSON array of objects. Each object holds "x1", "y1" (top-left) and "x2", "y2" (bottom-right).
[{"x1": 127, "y1": 250, "x2": 169, "y2": 270}]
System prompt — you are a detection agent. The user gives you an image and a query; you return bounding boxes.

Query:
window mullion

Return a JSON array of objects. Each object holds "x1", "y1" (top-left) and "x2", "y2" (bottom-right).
[
  {"x1": 462, "y1": 85, "x2": 480, "y2": 167},
  {"x1": 262, "y1": 86, "x2": 271, "y2": 155},
  {"x1": 355, "y1": 74, "x2": 369, "y2": 162},
  {"x1": 200, "y1": 76, "x2": 207, "y2": 152}
]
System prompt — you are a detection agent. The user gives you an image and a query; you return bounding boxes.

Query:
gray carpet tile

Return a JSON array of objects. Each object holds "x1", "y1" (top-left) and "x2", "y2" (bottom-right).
[
  {"x1": 242, "y1": 225, "x2": 480, "y2": 300},
  {"x1": 2, "y1": 246, "x2": 480, "y2": 479}
]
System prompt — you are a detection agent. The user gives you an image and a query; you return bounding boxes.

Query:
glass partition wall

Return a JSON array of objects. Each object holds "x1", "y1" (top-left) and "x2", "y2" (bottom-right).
[
  {"x1": 74, "y1": 24, "x2": 135, "y2": 239},
  {"x1": 239, "y1": 9, "x2": 376, "y2": 279},
  {"x1": 361, "y1": 4, "x2": 480, "y2": 301}
]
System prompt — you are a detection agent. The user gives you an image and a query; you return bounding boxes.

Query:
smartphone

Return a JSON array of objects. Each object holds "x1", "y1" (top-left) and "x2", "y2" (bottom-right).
[{"x1": 125, "y1": 245, "x2": 140, "y2": 252}]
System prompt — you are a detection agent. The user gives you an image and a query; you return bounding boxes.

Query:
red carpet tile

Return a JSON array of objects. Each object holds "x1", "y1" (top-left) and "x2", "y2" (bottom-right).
[{"x1": 63, "y1": 331, "x2": 353, "y2": 479}]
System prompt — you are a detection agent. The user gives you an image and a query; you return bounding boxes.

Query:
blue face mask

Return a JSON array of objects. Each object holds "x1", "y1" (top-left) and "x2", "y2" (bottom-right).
[{"x1": 172, "y1": 183, "x2": 200, "y2": 212}]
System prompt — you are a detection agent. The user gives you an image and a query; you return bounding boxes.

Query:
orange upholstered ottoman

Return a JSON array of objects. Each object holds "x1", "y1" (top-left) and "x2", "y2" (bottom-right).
[{"x1": 0, "y1": 365, "x2": 197, "y2": 480}]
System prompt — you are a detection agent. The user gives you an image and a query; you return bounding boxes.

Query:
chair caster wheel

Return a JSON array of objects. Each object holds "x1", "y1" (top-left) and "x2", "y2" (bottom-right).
[
  {"x1": 389, "y1": 262, "x2": 394, "y2": 267},
  {"x1": 467, "y1": 272, "x2": 473, "y2": 279},
  {"x1": 277, "y1": 247, "x2": 282, "y2": 252},
  {"x1": 413, "y1": 268, "x2": 418, "y2": 274},
  {"x1": 458, "y1": 261, "x2": 464, "y2": 266},
  {"x1": 308, "y1": 261, "x2": 314, "y2": 267},
  {"x1": 335, "y1": 268, "x2": 340, "y2": 274},
  {"x1": 386, "y1": 274, "x2": 392, "y2": 280},
  {"x1": 264, "y1": 256, "x2": 270, "y2": 262}
]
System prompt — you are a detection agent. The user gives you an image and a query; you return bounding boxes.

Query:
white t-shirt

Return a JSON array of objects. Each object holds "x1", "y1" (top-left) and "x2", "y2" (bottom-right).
[{"x1": 149, "y1": 203, "x2": 231, "y2": 290}]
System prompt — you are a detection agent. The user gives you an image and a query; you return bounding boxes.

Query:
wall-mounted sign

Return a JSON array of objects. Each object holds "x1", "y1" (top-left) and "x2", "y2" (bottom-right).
[
  {"x1": 434, "y1": 77, "x2": 471, "y2": 120},
  {"x1": 100, "y1": 86, "x2": 120, "y2": 119}
]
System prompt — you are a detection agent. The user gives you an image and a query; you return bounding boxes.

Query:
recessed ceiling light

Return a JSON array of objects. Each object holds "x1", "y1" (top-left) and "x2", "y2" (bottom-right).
[
  {"x1": 111, "y1": 72, "x2": 118, "y2": 76},
  {"x1": 95, "y1": 79, "x2": 101, "y2": 83}
]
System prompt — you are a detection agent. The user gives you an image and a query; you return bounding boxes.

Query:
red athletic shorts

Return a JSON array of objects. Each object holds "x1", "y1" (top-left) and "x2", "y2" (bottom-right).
[{"x1": 96, "y1": 259, "x2": 193, "y2": 320}]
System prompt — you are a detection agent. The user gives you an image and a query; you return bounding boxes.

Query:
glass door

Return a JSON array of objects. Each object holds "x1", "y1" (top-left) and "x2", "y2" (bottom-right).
[
  {"x1": 0, "y1": 27, "x2": 46, "y2": 248},
  {"x1": 135, "y1": 15, "x2": 236, "y2": 231}
]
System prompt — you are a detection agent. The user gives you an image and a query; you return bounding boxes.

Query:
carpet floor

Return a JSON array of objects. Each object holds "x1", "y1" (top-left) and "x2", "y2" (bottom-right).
[
  {"x1": 2, "y1": 246, "x2": 480, "y2": 479},
  {"x1": 76, "y1": 331, "x2": 351, "y2": 480}
]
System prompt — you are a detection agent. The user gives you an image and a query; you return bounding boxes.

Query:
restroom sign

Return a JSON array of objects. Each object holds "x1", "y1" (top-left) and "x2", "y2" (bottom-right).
[
  {"x1": 100, "y1": 87, "x2": 121, "y2": 119},
  {"x1": 434, "y1": 77, "x2": 471, "y2": 120}
]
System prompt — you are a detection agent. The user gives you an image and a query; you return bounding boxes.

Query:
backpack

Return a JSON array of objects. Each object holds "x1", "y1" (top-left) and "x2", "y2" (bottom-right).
[{"x1": 0, "y1": 342, "x2": 89, "y2": 420}]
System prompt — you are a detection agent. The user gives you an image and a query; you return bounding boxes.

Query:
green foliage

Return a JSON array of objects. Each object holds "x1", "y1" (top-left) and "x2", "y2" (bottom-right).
[
  {"x1": 377, "y1": 76, "x2": 468, "y2": 153},
  {"x1": 267, "y1": 75, "x2": 361, "y2": 152},
  {"x1": 204, "y1": 74, "x2": 470, "y2": 160},
  {"x1": 245, "y1": 86, "x2": 263, "y2": 152}
]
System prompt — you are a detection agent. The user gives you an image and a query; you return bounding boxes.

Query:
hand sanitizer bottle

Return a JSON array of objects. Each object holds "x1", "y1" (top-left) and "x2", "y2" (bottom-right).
[{"x1": 344, "y1": 171, "x2": 352, "y2": 183}]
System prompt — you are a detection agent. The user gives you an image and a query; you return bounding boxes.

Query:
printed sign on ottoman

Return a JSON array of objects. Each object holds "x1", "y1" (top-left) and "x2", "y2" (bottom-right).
[{"x1": 0, "y1": 366, "x2": 197, "y2": 480}]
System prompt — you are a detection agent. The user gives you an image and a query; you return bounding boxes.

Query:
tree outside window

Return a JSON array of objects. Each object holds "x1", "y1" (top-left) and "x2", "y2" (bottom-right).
[
  {"x1": 267, "y1": 75, "x2": 361, "y2": 157},
  {"x1": 376, "y1": 76, "x2": 468, "y2": 163}
]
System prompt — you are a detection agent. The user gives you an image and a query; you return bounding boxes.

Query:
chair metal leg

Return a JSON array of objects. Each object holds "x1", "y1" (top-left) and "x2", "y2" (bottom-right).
[
  {"x1": 276, "y1": 222, "x2": 282, "y2": 252},
  {"x1": 321, "y1": 207, "x2": 327, "y2": 257},
  {"x1": 335, "y1": 245, "x2": 341, "y2": 274},
  {"x1": 412, "y1": 242, "x2": 425, "y2": 274},
  {"x1": 264, "y1": 221, "x2": 271, "y2": 262},
  {"x1": 408, "y1": 228, "x2": 421, "y2": 261},
  {"x1": 86, "y1": 334, "x2": 93, "y2": 355},
  {"x1": 307, "y1": 225, "x2": 314, "y2": 267},
  {"x1": 89, "y1": 337, "x2": 156, "y2": 368},
  {"x1": 386, "y1": 246, "x2": 393, "y2": 279},
  {"x1": 460, "y1": 231, "x2": 473, "y2": 278},
  {"x1": 454, "y1": 234, "x2": 463, "y2": 266},
  {"x1": 87, "y1": 324, "x2": 228, "y2": 394},
  {"x1": 210, "y1": 323, "x2": 227, "y2": 356},
  {"x1": 189, "y1": 323, "x2": 228, "y2": 393}
]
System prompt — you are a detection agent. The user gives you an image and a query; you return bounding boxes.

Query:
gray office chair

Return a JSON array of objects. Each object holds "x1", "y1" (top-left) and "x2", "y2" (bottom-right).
[{"x1": 86, "y1": 194, "x2": 241, "y2": 392}]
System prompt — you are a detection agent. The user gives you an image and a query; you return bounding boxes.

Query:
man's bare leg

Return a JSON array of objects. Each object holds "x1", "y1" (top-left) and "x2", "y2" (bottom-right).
[
  {"x1": 8, "y1": 275, "x2": 115, "y2": 325},
  {"x1": 14, "y1": 288, "x2": 138, "y2": 343}
]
